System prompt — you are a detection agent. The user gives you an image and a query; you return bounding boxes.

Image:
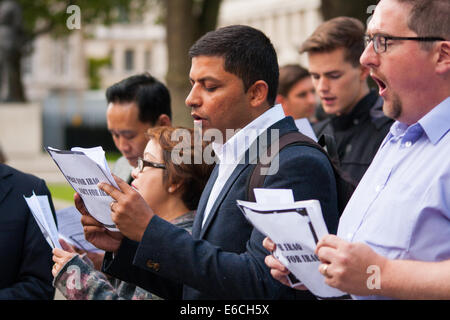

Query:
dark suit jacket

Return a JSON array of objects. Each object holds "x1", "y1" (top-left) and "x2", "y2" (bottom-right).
[
  {"x1": 0, "y1": 164, "x2": 56, "y2": 299},
  {"x1": 103, "y1": 117, "x2": 339, "y2": 299}
]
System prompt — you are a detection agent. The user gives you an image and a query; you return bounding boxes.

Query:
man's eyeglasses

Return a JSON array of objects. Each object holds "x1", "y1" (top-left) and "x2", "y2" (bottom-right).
[
  {"x1": 364, "y1": 34, "x2": 445, "y2": 53},
  {"x1": 137, "y1": 157, "x2": 166, "y2": 172}
]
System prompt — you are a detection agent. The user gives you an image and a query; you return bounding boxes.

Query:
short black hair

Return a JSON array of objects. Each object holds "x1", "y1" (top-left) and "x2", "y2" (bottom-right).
[
  {"x1": 189, "y1": 25, "x2": 279, "y2": 106},
  {"x1": 105, "y1": 73, "x2": 172, "y2": 124}
]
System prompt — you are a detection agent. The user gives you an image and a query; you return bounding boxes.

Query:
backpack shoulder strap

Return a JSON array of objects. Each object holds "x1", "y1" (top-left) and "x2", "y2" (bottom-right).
[
  {"x1": 247, "y1": 131, "x2": 356, "y2": 215},
  {"x1": 247, "y1": 131, "x2": 321, "y2": 202}
]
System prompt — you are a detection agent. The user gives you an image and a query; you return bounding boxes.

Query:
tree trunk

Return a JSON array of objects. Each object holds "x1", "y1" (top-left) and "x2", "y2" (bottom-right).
[
  {"x1": 165, "y1": 0, "x2": 197, "y2": 128},
  {"x1": 165, "y1": 0, "x2": 221, "y2": 128},
  {"x1": 320, "y1": 0, "x2": 376, "y2": 26}
]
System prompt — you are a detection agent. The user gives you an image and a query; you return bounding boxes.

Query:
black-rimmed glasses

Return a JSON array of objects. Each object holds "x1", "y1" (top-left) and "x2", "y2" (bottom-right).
[
  {"x1": 364, "y1": 34, "x2": 445, "y2": 53},
  {"x1": 137, "y1": 157, "x2": 166, "y2": 172}
]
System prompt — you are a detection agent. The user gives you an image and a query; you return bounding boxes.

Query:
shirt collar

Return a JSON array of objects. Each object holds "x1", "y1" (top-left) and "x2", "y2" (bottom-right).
[
  {"x1": 212, "y1": 104, "x2": 285, "y2": 165},
  {"x1": 383, "y1": 96, "x2": 450, "y2": 147},
  {"x1": 418, "y1": 96, "x2": 450, "y2": 145}
]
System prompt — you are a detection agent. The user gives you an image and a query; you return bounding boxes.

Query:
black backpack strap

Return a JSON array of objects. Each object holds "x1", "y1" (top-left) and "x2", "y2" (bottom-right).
[
  {"x1": 318, "y1": 133, "x2": 340, "y2": 167},
  {"x1": 247, "y1": 131, "x2": 321, "y2": 202},
  {"x1": 247, "y1": 131, "x2": 356, "y2": 215}
]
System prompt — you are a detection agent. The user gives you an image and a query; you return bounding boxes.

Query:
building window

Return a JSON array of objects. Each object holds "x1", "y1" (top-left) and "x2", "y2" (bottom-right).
[{"x1": 124, "y1": 49, "x2": 134, "y2": 71}]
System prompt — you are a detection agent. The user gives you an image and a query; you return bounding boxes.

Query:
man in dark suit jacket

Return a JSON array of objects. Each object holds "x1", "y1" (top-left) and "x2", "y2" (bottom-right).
[
  {"x1": 78, "y1": 25, "x2": 340, "y2": 299},
  {"x1": 0, "y1": 164, "x2": 55, "y2": 299}
]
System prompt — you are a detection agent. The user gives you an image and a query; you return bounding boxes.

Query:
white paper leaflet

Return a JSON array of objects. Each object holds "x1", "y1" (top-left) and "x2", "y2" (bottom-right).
[
  {"x1": 46, "y1": 146, "x2": 119, "y2": 231},
  {"x1": 237, "y1": 188, "x2": 350, "y2": 299},
  {"x1": 24, "y1": 192, "x2": 62, "y2": 250},
  {"x1": 56, "y1": 206, "x2": 104, "y2": 253}
]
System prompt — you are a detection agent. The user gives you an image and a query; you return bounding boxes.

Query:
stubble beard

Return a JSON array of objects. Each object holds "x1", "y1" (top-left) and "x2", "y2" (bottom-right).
[{"x1": 383, "y1": 92, "x2": 402, "y2": 120}]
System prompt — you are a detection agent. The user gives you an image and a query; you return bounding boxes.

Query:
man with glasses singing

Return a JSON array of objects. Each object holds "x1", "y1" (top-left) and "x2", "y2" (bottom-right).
[{"x1": 264, "y1": 0, "x2": 450, "y2": 299}]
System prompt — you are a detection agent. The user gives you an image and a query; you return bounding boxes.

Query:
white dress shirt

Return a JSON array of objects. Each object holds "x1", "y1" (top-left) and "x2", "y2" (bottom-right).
[{"x1": 201, "y1": 104, "x2": 286, "y2": 228}]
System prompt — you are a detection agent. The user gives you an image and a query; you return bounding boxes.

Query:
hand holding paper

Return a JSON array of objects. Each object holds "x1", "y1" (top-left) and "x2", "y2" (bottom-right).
[
  {"x1": 263, "y1": 237, "x2": 305, "y2": 288},
  {"x1": 75, "y1": 193, "x2": 124, "y2": 252},
  {"x1": 97, "y1": 175, "x2": 155, "y2": 242},
  {"x1": 237, "y1": 188, "x2": 350, "y2": 299},
  {"x1": 315, "y1": 234, "x2": 386, "y2": 296},
  {"x1": 52, "y1": 241, "x2": 76, "y2": 277}
]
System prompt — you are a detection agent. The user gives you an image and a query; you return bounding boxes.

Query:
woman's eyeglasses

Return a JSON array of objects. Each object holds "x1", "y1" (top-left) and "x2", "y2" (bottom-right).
[{"x1": 137, "y1": 157, "x2": 166, "y2": 172}]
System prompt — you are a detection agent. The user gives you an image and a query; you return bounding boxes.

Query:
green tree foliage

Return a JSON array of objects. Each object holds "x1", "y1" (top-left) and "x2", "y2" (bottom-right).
[
  {"x1": 18, "y1": 0, "x2": 149, "y2": 39},
  {"x1": 5, "y1": 0, "x2": 149, "y2": 102},
  {"x1": 88, "y1": 56, "x2": 111, "y2": 90}
]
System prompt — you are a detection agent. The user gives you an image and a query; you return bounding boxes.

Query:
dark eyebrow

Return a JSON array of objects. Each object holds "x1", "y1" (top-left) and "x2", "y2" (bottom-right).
[
  {"x1": 109, "y1": 129, "x2": 136, "y2": 135},
  {"x1": 309, "y1": 70, "x2": 342, "y2": 77},
  {"x1": 324, "y1": 71, "x2": 342, "y2": 76},
  {"x1": 190, "y1": 76, "x2": 220, "y2": 83},
  {"x1": 367, "y1": 32, "x2": 394, "y2": 38}
]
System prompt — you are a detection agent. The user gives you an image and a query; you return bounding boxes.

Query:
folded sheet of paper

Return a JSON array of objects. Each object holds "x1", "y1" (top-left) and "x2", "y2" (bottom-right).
[
  {"x1": 24, "y1": 192, "x2": 62, "y2": 250},
  {"x1": 46, "y1": 146, "x2": 119, "y2": 231},
  {"x1": 56, "y1": 206, "x2": 104, "y2": 253},
  {"x1": 237, "y1": 188, "x2": 350, "y2": 299}
]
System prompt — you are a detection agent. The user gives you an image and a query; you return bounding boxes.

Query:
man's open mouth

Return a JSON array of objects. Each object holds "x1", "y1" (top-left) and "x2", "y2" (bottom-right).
[
  {"x1": 321, "y1": 97, "x2": 337, "y2": 105},
  {"x1": 371, "y1": 74, "x2": 387, "y2": 95},
  {"x1": 191, "y1": 113, "x2": 207, "y2": 123}
]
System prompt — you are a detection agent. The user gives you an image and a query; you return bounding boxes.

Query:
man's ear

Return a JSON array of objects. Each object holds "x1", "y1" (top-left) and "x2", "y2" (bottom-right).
[
  {"x1": 436, "y1": 41, "x2": 450, "y2": 75},
  {"x1": 155, "y1": 114, "x2": 172, "y2": 127},
  {"x1": 168, "y1": 181, "x2": 183, "y2": 194},
  {"x1": 248, "y1": 80, "x2": 269, "y2": 108}
]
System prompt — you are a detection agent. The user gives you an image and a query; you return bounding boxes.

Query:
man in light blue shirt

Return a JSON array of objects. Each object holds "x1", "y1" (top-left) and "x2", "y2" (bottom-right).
[{"x1": 264, "y1": 0, "x2": 450, "y2": 299}]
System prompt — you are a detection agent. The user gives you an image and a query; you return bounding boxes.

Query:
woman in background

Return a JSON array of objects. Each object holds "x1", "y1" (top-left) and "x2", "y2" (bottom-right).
[{"x1": 51, "y1": 126, "x2": 214, "y2": 299}]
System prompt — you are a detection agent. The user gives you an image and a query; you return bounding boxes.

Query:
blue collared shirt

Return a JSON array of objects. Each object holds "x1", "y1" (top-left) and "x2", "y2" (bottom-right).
[{"x1": 337, "y1": 97, "x2": 450, "y2": 299}]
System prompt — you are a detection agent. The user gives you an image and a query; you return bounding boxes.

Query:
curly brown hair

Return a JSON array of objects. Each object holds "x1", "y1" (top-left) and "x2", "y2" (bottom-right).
[{"x1": 145, "y1": 126, "x2": 215, "y2": 210}]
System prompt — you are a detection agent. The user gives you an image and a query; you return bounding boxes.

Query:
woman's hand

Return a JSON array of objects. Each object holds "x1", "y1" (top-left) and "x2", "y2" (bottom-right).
[{"x1": 51, "y1": 239, "x2": 77, "y2": 277}]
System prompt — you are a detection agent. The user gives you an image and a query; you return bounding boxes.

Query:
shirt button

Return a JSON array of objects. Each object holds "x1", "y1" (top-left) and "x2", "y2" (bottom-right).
[
  {"x1": 353, "y1": 119, "x2": 359, "y2": 125},
  {"x1": 375, "y1": 185, "x2": 382, "y2": 192},
  {"x1": 346, "y1": 233, "x2": 353, "y2": 240},
  {"x1": 405, "y1": 141, "x2": 412, "y2": 148}
]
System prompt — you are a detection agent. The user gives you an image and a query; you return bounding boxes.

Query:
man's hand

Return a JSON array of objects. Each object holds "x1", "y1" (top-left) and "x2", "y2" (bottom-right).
[
  {"x1": 263, "y1": 237, "x2": 307, "y2": 290},
  {"x1": 75, "y1": 192, "x2": 123, "y2": 252},
  {"x1": 315, "y1": 234, "x2": 387, "y2": 296},
  {"x1": 98, "y1": 174, "x2": 155, "y2": 242}
]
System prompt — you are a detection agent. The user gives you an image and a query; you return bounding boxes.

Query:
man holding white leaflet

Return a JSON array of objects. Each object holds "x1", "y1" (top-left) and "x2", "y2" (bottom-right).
[
  {"x1": 264, "y1": 0, "x2": 450, "y2": 300},
  {"x1": 78, "y1": 25, "x2": 340, "y2": 300}
]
